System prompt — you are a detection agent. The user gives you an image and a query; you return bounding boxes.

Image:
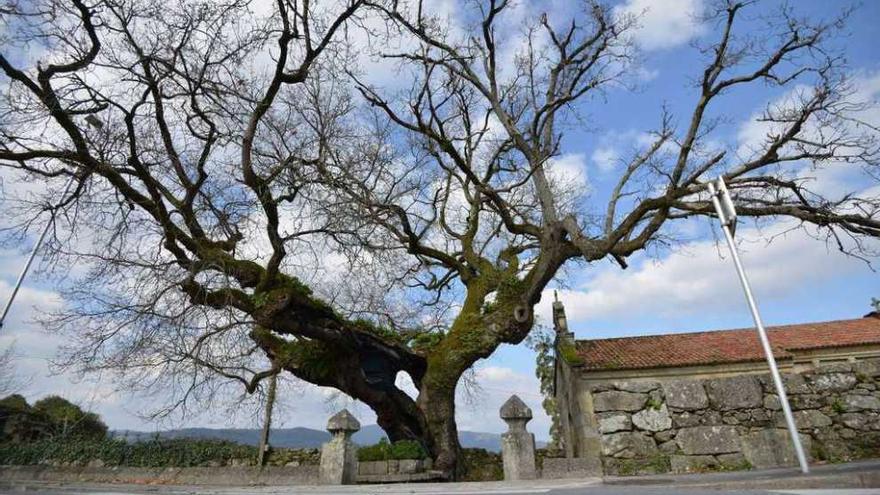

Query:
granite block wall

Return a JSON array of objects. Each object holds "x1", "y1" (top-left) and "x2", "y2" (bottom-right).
[{"x1": 588, "y1": 358, "x2": 880, "y2": 475}]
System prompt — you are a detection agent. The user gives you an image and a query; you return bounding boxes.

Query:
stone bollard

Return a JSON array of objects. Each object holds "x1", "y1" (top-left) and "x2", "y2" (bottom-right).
[
  {"x1": 500, "y1": 395, "x2": 537, "y2": 480},
  {"x1": 319, "y1": 409, "x2": 360, "y2": 485}
]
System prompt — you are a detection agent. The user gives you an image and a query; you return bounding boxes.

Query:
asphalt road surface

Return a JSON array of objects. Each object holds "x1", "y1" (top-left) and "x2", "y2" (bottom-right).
[
  {"x1": 3, "y1": 461, "x2": 880, "y2": 495},
  {"x1": 1, "y1": 483, "x2": 879, "y2": 495}
]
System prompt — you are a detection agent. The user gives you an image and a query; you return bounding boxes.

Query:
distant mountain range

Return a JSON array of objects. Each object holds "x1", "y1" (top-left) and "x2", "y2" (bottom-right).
[{"x1": 112, "y1": 425, "x2": 522, "y2": 452}]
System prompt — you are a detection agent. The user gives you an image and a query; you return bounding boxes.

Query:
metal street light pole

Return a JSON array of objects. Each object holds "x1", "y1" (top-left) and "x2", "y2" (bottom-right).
[
  {"x1": 0, "y1": 174, "x2": 77, "y2": 330},
  {"x1": 707, "y1": 177, "x2": 809, "y2": 474}
]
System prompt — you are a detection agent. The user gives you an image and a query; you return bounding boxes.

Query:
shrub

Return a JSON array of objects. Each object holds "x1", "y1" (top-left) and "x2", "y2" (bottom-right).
[
  {"x1": 0, "y1": 395, "x2": 52, "y2": 443},
  {"x1": 1, "y1": 394, "x2": 107, "y2": 443},
  {"x1": 357, "y1": 438, "x2": 427, "y2": 461},
  {"x1": 0, "y1": 394, "x2": 29, "y2": 411},
  {"x1": 357, "y1": 438, "x2": 392, "y2": 461},
  {"x1": 389, "y1": 439, "x2": 426, "y2": 460},
  {"x1": 33, "y1": 396, "x2": 108, "y2": 441}
]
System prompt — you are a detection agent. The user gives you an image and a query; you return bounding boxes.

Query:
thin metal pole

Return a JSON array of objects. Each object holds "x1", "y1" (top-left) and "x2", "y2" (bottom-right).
[
  {"x1": 708, "y1": 180, "x2": 809, "y2": 474},
  {"x1": 0, "y1": 175, "x2": 76, "y2": 330},
  {"x1": 257, "y1": 371, "x2": 278, "y2": 467}
]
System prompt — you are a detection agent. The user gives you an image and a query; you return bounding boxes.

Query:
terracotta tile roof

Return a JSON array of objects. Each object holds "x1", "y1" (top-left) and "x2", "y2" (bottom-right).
[{"x1": 574, "y1": 317, "x2": 880, "y2": 371}]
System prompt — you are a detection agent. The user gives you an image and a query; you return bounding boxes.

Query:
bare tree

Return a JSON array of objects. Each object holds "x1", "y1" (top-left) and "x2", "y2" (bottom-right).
[
  {"x1": 0, "y1": 345, "x2": 24, "y2": 396},
  {"x1": 1, "y1": 0, "x2": 878, "y2": 478},
  {"x1": 0, "y1": 0, "x2": 439, "y2": 456},
  {"x1": 307, "y1": 0, "x2": 879, "y2": 473}
]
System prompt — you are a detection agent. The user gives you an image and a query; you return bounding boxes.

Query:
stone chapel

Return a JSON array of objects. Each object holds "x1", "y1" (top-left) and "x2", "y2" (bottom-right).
[{"x1": 551, "y1": 299, "x2": 880, "y2": 475}]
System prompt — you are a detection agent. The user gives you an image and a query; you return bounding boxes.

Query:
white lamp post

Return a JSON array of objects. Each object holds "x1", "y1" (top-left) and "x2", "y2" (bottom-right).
[
  {"x1": 707, "y1": 177, "x2": 809, "y2": 474},
  {"x1": 0, "y1": 174, "x2": 77, "y2": 330}
]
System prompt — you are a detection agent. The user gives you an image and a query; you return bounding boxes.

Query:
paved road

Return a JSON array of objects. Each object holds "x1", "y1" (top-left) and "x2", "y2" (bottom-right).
[
  {"x1": 3, "y1": 460, "x2": 879, "y2": 495},
  {"x1": 2, "y1": 487, "x2": 879, "y2": 495},
  {"x1": 2, "y1": 483, "x2": 879, "y2": 495}
]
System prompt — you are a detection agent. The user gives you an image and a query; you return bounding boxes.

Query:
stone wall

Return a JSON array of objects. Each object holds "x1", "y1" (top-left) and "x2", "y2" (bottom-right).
[
  {"x1": 357, "y1": 459, "x2": 440, "y2": 483},
  {"x1": 0, "y1": 464, "x2": 319, "y2": 486},
  {"x1": 588, "y1": 358, "x2": 880, "y2": 475}
]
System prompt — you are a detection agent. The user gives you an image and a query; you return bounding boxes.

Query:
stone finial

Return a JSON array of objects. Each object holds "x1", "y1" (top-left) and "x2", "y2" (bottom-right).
[
  {"x1": 500, "y1": 395, "x2": 537, "y2": 480},
  {"x1": 321, "y1": 409, "x2": 360, "y2": 485},
  {"x1": 327, "y1": 409, "x2": 361, "y2": 435},
  {"x1": 500, "y1": 395, "x2": 533, "y2": 421}
]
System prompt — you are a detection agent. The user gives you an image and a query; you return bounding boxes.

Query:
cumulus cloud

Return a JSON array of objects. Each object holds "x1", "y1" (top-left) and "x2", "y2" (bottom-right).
[
  {"x1": 351, "y1": 0, "x2": 462, "y2": 89},
  {"x1": 615, "y1": 0, "x2": 706, "y2": 51},
  {"x1": 635, "y1": 67, "x2": 660, "y2": 82},
  {"x1": 591, "y1": 147, "x2": 619, "y2": 172},
  {"x1": 397, "y1": 363, "x2": 549, "y2": 437},
  {"x1": 736, "y1": 84, "x2": 814, "y2": 159},
  {"x1": 456, "y1": 364, "x2": 549, "y2": 437},
  {"x1": 738, "y1": 71, "x2": 880, "y2": 162},
  {"x1": 536, "y1": 218, "x2": 878, "y2": 328},
  {"x1": 547, "y1": 153, "x2": 589, "y2": 190},
  {"x1": 545, "y1": 71, "x2": 880, "y2": 334},
  {"x1": 1, "y1": 250, "x2": 550, "y2": 437}
]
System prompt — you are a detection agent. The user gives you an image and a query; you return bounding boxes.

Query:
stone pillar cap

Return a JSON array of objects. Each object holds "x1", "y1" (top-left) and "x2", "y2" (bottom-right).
[
  {"x1": 500, "y1": 395, "x2": 533, "y2": 420},
  {"x1": 327, "y1": 409, "x2": 361, "y2": 433}
]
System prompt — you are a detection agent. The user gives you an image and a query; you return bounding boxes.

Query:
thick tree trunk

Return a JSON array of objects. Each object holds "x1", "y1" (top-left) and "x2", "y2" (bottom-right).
[
  {"x1": 417, "y1": 381, "x2": 461, "y2": 478},
  {"x1": 412, "y1": 285, "x2": 496, "y2": 478},
  {"x1": 370, "y1": 387, "x2": 428, "y2": 445},
  {"x1": 258, "y1": 279, "x2": 537, "y2": 480}
]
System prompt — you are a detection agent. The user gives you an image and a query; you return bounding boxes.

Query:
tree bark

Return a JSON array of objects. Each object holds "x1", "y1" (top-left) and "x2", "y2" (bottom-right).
[{"x1": 418, "y1": 379, "x2": 461, "y2": 478}]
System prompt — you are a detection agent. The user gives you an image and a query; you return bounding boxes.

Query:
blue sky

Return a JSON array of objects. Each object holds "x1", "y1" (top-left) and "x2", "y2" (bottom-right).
[{"x1": 1, "y1": 0, "x2": 878, "y2": 440}]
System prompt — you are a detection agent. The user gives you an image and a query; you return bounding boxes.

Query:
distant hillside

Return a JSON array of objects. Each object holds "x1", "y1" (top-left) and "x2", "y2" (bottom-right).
[{"x1": 112, "y1": 424, "x2": 535, "y2": 452}]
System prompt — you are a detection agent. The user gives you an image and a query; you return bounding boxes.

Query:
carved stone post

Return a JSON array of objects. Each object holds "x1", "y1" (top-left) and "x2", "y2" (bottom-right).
[
  {"x1": 319, "y1": 409, "x2": 360, "y2": 485},
  {"x1": 500, "y1": 395, "x2": 537, "y2": 480}
]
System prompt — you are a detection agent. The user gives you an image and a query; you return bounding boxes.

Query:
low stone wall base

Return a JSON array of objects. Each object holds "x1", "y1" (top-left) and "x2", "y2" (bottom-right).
[
  {"x1": 541, "y1": 457, "x2": 602, "y2": 479},
  {"x1": 0, "y1": 465, "x2": 319, "y2": 486}
]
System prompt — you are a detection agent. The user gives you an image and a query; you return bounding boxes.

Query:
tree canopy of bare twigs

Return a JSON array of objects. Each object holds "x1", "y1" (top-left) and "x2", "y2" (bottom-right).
[
  {"x1": 0, "y1": 345, "x2": 24, "y2": 396},
  {"x1": 1, "y1": 0, "x2": 877, "y2": 477}
]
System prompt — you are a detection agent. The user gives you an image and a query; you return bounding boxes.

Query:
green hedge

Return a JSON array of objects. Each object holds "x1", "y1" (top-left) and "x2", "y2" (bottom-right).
[
  {"x1": 0, "y1": 437, "x2": 319, "y2": 468},
  {"x1": 357, "y1": 438, "x2": 427, "y2": 461}
]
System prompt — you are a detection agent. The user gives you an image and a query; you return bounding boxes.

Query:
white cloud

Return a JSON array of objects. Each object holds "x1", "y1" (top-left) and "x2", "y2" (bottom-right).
[
  {"x1": 0, "y1": 251, "x2": 548, "y2": 437},
  {"x1": 587, "y1": 128, "x2": 680, "y2": 176},
  {"x1": 736, "y1": 84, "x2": 814, "y2": 159},
  {"x1": 351, "y1": 0, "x2": 462, "y2": 89},
  {"x1": 615, "y1": 0, "x2": 706, "y2": 51},
  {"x1": 738, "y1": 71, "x2": 880, "y2": 164},
  {"x1": 591, "y1": 147, "x2": 619, "y2": 172},
  {"x1": 456, "y1": 364, "x2": 549, "y2": 438},
  {"x1": 635, "y1": 67, "x2": 660, "y2": 82},
  {"x1": 536, "y1": 218, "x2": 878, "y2": 327},
  {"x1": 547, "y1": 153, "x2": 589, "y2": 189}
]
